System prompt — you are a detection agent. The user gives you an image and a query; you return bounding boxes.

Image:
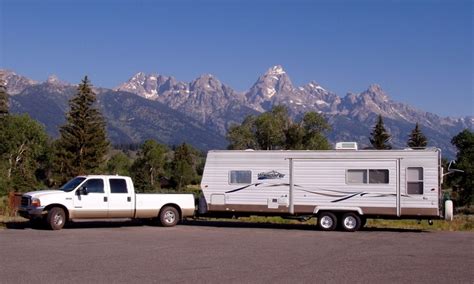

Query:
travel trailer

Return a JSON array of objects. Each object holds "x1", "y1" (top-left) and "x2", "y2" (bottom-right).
[{"x1": 199, "y1": 145, "x2": 453, "y2": 231}]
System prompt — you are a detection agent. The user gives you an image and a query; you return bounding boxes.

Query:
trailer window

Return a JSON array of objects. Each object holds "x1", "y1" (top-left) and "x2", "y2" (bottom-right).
[
  {"x1": 369, "y1": 170, "x2": 389, "y2": 184},
  {"x1": 229, "y1": 171, "x2": 252, "y2": 184},
  {"x1": 347, "y1": 170, "x2": 367, "y2": 184},
  {"x1": 407, "y1": 167, "x2": 423, "y2": 194},
  {"x1": 347, "y1": 169, "x2": 389, "y2": 184}
]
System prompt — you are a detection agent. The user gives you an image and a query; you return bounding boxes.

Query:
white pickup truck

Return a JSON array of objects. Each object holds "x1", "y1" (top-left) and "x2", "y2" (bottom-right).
[{"x1": 18, "y1": 175, "x2": 195, "y2": 230}]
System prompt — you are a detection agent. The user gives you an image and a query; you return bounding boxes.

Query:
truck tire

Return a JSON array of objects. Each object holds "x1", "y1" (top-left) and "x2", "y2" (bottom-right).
[
  {"x1": 46, "y1": 207, "x2": 66, "y2": 230},
  {"x1": 317, "y1": 212, "x2": 337, "y2": 231},
  {"x1": 340, "y1": 212, "x2": 361, "y2": 232},
  {"x1": 159, "y1": 206, "x2": 179, "y2": 227}
]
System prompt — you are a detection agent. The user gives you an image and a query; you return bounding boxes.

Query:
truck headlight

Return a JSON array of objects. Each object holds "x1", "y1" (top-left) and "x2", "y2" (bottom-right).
[{"x1": 31, "y1": 198, "x2": 41, "y2": 207}]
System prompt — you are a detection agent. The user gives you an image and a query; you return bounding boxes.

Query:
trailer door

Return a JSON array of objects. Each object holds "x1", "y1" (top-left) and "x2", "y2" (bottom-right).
[{"x1": 400, "y1": 158, "x2": 439, "y2": 217}]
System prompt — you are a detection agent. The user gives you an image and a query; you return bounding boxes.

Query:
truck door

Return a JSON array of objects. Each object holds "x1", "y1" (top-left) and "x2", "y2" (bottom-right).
[
  {"x1": 107, "y1": 178, "x2": 134, "y2": 218},
  {"x1": 73, "y1": 178, "x2": 108, "y2": 218}
]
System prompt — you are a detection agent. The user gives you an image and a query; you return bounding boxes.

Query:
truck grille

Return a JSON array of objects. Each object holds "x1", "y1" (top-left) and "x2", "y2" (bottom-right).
[{"x1": 21, "y1": 196, "x2": 30, "y2": 207}]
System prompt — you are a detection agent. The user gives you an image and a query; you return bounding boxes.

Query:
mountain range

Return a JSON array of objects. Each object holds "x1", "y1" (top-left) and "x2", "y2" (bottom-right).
[{"x1": 1, "y1": 67, "x2": 472, "y2": 158}]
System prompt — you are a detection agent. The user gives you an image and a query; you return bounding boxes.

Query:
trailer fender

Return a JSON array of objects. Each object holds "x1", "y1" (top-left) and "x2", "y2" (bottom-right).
[{"x1": 313, "y1": 207, "x2": 364, "y2": 216}]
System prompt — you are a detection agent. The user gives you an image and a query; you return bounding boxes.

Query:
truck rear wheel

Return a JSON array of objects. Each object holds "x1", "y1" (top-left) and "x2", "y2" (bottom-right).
[
  {"x1": 159, "y1": 206, "x2": 179, "y2": 227},
  {"x1": 46, "y1": 207, "x2": 66, "y2": 230},
  {"x1": 341, "y1": 212, "x2": 361, "y2": 232},
  {"x1": 317, "y1": 212, "x2": 337, "y2": 231}
]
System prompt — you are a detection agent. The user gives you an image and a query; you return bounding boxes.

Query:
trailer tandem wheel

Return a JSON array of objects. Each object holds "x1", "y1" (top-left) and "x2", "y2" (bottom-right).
[
  {"x1": 317, "y1": 212, "x2": 338, "y2": 231},
  {"x1": 340, "y1": 212, "x2": 361, "y2": 232}
]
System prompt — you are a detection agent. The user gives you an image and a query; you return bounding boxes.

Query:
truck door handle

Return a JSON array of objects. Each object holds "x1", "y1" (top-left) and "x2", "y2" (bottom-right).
[
  {"x1": 127, "y1": 197, "x2": 131, "y2": 202},
  {"x1": 104, "y1": 196, "x2": 108, "y2": 202}
]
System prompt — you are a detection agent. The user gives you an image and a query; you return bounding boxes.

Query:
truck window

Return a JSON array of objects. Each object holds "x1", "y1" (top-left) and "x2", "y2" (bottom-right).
[
  {"x1": 83, "y1": 179, "x2": 104, "y2": 193},
  {"x1": 110, "y1": 179, "x2": 128, "y2": 194},
  {"x1": 229, "y1": 170, "x2": 252, "y2": 184},
  {"x1": 59, "y1": 177, "x2": 86, "y2": 192},
  {"x1": 407, "y1": 167, "x2": 423, "y2": 194}
]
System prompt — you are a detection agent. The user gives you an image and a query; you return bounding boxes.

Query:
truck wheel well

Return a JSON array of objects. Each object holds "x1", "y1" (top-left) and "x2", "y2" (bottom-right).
[
  {"x1": 160, "y1": 204, "x2": 182, "y2": 219},
  {"x1": 44, "y1": 204, "x2": 69, "y2": 221}
]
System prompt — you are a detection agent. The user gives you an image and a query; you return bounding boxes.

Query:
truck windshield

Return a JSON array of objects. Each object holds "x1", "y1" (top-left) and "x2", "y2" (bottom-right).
[{"x1": 59, "y1": 177, "x2": 86, "y2": 192}]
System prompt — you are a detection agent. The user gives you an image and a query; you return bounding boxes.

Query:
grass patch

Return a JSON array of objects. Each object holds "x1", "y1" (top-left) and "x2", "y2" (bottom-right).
[{"x1": 366, "y1": 215, "x2": 473, "y2": 231}]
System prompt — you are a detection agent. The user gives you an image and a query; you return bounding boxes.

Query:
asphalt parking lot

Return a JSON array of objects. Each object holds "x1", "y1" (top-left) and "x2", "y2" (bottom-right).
[{"x1": 1, "y1": 220, "x2": 473, "y2": 283}]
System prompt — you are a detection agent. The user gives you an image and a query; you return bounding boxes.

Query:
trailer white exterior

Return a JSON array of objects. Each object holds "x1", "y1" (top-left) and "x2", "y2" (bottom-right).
[{"x1": 200, "y1": 148, "x2": 451, "y2": 231}]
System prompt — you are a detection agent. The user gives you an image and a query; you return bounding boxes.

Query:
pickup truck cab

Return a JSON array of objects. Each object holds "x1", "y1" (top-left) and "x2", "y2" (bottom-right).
[{"x1": 18, "y1": 175, "x2": 195, "y2": 230}]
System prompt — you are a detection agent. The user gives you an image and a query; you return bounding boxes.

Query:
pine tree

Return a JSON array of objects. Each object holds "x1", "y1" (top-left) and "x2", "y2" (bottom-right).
[
  {"x1": 407, "y1": 123, "x2": 428, "y2": 148},
  {"x1": 55, "y1": 76, "x2": 109, "y2": 181},
  {"x1": 369, "y1": 115, "x2": 392, "y2": 149},
  {"x1": 0, "y1": 81, "x2": 9, "y2": 117}
]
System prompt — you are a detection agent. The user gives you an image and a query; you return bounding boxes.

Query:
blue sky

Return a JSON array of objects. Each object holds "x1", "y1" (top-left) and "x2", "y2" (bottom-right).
[{"x1": 1, "y1": 0, "x2": 472, "y2": 116}]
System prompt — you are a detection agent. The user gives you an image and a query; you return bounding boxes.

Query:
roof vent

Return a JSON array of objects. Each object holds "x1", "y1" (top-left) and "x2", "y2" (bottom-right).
[{"x1": 335, "y1": 142, "x2": 358, "y2": 150}]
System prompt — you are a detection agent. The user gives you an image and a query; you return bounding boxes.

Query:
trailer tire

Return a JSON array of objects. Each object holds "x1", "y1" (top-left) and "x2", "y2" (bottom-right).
[
  {"x1": 341, "y1": 212, "x2": 361, "y2": 232},
  {"x1": 317, "y1": 212, "x2": 338, "y2": 231},
  {"x1": 444, "y1": 200, "x2": 453, "y2": 221},
  {"x1": 46, "y1": 207, "x2": 66, "y2": 230},
  {"x1": 159, "y1": 206, "x2": 179, "y2": 227}
]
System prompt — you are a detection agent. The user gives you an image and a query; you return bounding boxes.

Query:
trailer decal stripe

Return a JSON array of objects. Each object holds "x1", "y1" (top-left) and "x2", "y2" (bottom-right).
[{"x1": 331, "y1": 192, "x2": 363, "y2": 203}]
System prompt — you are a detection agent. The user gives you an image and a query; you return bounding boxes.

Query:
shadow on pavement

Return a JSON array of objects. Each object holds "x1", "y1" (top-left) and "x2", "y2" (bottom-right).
[
  {"x1": 182, "y1": 219, "x2": 427, "y2": 233},
  {"x1": 3, "y1": 218, "x2": 426, "y2": 233}
]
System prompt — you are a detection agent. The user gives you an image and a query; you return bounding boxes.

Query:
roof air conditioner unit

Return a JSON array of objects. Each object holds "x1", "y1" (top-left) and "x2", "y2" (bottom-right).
[{"x1": 335, "y1": 142, "x2": 358, "y2": 150}]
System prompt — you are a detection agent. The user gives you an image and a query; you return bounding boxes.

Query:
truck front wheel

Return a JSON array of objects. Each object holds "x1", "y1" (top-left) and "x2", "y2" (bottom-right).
[
  {"x1": 46, "y1": 207, "x2": 66, "y2": 230},
  {"x1": 159, "y1": 206, "x2": 179, "y2": 227}
]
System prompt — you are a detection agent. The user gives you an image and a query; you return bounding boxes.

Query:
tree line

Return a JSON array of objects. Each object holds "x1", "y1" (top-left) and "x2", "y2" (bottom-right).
[
  {"x1": 0, "y1": 77, "x2": 202, "y2": 199},
  {"x1": 0, "y1": 77, "x2": 472, "y2": 208}
]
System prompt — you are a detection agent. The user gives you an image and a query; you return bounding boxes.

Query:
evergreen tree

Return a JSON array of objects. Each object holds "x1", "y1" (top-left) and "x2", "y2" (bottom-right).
[
  {"x1": 54, "y1": 76, "x2": 109, "y2": 182},
  {"x1": 0, "y1": 81, "x2": 9, "y2": 117},
  {"x1": 369, "y1": 115, "x2": 392, "y2": 149},
  {"x1": 407, "y1": 122, "x2": 428, "y2": 148}
]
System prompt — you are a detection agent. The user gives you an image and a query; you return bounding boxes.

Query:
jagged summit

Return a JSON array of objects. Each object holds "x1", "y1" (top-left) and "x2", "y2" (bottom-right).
[
  {"x1": 266, "y1": 65, "x2": 286, "y2": 76},
  {"x1": 46, "y1": 74, "x2": 67, "y2": 85},
  {"x1": 2, "y1": 68, "x2": 472, "y2": 158}
]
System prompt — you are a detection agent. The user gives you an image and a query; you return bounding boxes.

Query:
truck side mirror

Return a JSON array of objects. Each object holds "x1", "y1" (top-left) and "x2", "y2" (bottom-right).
[{"x1": 77, "y1": 187, "x2": 89, "y2": 196}]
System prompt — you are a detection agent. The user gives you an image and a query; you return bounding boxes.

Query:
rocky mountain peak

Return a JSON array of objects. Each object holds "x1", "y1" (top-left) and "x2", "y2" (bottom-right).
[
  {"x1": 190, "y1": 74, "x2": 226, "y2": 95},
  {"x1": 0, "y1": 69, "x2": 38, "y2": 95},
  {"x1": 363, "y1": 84, "x2": 389, "y2": 102},
  {"x1": 266, "y1": 65, "x2": 286, "y2": 76},
  {"x1": 46, "y1": 74, "x2": 66, "y2": 85}
]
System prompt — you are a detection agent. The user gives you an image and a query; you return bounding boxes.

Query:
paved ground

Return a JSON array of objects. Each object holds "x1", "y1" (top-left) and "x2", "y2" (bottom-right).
[{"x1": 0, "y1": 220, "x2": 473, "y2": 283}]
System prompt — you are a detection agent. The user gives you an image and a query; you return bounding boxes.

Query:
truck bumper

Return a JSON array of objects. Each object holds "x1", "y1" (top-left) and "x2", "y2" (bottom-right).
[{"x1": 18, "y1": 206, "x2": 45, "y2": 220}]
